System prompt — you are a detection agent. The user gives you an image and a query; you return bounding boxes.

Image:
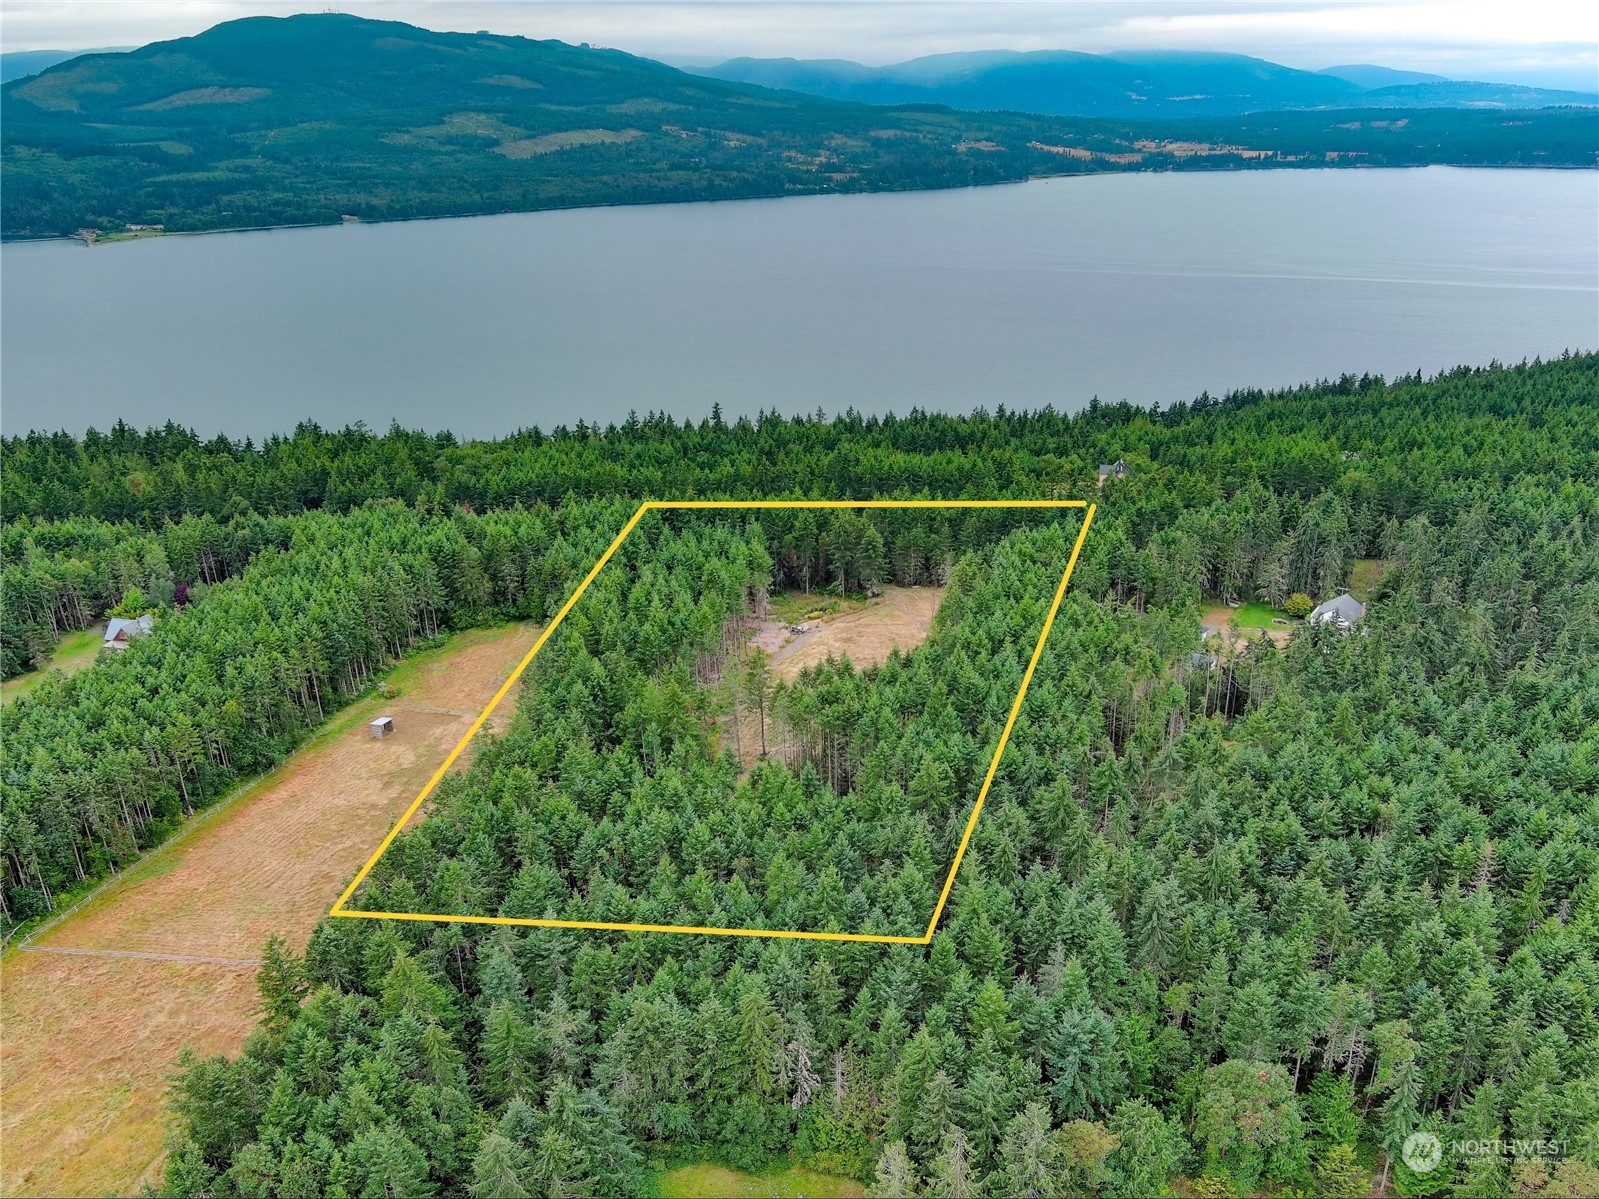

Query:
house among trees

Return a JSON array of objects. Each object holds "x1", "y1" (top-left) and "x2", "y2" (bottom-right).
[
  {"x1": 1308, "y1": 592, "x2": 1365, "y2": 630},
  {"x1": 1097, "y1": 459, "x2": 1130, "y2": 486},
  {"x1": 102, "y1": 615, "x2": 153, "y2": 651}
]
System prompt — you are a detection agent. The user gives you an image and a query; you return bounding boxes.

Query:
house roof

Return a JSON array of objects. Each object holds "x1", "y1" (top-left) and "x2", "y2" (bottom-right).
[
  {"x1": 1309, "y1": 593, "x2": 1365, "y2": 625},
  {"x1": 104, "y1": 614, "x2": 153, "y2": 642}
]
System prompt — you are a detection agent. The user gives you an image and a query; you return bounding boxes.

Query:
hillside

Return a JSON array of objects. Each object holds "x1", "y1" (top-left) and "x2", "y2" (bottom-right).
[
  {"x1": 692, "y1": 49, "x2": 1598, "y2": 117},
  {"x1": 0, "y1": 49, "x2": 121, "y2": 84},
  {"x1": 3, "y1": 14, "x2": 1594, "y2": 239}
]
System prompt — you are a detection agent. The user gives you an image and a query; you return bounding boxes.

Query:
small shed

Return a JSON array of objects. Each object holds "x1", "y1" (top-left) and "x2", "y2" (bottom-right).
[{"x1": 370, "y1": 715, "x2": 395, "y2": 739}]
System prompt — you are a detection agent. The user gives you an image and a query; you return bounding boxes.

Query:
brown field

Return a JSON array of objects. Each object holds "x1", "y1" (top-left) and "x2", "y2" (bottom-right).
[
  {"x1": 769, "y1": 585, "x2": 944, "y2": 682},
  {"x1": 0, "y1": 622, "x2": 538, "y2": 1199}
]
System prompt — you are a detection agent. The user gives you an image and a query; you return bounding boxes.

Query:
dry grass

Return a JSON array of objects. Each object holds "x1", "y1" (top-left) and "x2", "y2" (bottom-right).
[
  {"x1": 0, "y1": 622, "x2": 538, "y2": 1198},
  {"x1": 770, "y1": 585, "x2": 944, "y2": 682}
]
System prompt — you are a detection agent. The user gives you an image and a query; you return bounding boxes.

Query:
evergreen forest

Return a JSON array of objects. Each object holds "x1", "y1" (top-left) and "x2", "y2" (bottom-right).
[{"x1": 1, "y1": 353, "x2": 1596, "y2": 1197}]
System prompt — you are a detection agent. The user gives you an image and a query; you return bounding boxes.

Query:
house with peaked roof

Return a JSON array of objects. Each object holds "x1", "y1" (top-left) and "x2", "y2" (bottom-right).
[
  {"x1": 103, "y1": 614, "x2": 153, "y2": 652},
  {"x1": 1308, "y1": 593, "x2": 1365, "y2": 631},
  {"x1": 1097, "y1": 459, "x2": 1130, "y2": 486}
]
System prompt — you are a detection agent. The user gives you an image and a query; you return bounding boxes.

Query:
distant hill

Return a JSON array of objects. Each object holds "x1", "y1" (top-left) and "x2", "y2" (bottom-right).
[
  {"x1": 692, "y1": 49, "x2": 1598, "y2": 117},
  {"x1": 4, "y1": 14, "x2": 1594, "y2": 239},
  {"x1": 1317, "y1": 63, "x2": 1450, "y2": 89},
  {"x1": 0, "y1": 48, "x2": 128, "y2": 84}
]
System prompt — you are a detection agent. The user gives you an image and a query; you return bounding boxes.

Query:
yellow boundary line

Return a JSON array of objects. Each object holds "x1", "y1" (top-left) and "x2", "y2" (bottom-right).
[{"x1": 331, "y1": 499, "x2": 1095, "y2": 944}]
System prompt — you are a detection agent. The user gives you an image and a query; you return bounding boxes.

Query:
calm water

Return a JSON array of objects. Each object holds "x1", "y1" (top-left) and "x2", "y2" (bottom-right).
[{"x1": 2, "y1": 167, "x2": 1594, "y2": 440}]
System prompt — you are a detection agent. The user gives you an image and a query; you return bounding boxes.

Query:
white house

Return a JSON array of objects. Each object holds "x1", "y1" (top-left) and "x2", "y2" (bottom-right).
[
  {"x1": 1308, "y1": 593, "x2": 1365, "y2": 631},
  {"x1": 103, "y1": 614, "x2": 153, "y2": 651}
]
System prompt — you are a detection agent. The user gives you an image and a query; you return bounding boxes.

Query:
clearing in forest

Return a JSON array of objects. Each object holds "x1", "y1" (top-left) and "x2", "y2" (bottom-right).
[
  {"x1": 760, "y1": 584, "x2": 947, "y2": 683},
  {"x1": 0, "y1": 624, "x2": 106, "y2": 708},
  {"x1": 0, "y1": 622, "x2": 539, "y2": 1199},
  {"x1": 332, "y1": 500, "x2": 1095, "y2": 946}
]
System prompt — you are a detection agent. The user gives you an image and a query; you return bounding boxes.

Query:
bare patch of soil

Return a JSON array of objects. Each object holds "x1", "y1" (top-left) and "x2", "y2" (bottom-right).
[
  {"x1": 0, "y1": 622, "x2": 538, "y2": 1198},
  {"x1": 770, "y1": 585, "x2": 944, "y2": 682}
]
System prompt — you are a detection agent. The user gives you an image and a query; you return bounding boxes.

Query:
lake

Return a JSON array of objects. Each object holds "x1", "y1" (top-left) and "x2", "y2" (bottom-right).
[{"x1": 2, "y1": 167, "x2": 1594, "y2": 440}]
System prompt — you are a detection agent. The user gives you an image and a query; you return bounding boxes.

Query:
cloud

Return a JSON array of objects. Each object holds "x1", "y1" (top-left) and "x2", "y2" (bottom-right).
[{"x1": 3, "y1": 1, "x2": 1594, "y2": 90}]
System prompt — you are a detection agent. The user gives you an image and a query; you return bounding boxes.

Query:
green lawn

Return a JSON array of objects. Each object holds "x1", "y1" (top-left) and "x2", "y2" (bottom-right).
[
  {"x1": 0, "y1": 625, "x2": 105, "y2": 708},
  {"x1": 656, "y1": 1163, "x2": 865, "y2": 1199},
  {"x1": 1230, "y1": 602, "x2": 1294, "y2": 629}
]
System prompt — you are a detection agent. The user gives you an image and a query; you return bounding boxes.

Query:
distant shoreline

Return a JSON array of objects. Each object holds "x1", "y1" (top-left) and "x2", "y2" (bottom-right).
[{"x1": 7, "y1": 160, "x2": 1595, "y2": 248}]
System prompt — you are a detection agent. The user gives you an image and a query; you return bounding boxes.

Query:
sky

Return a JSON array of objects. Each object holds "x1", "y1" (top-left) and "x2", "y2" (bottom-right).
[{"x1": 2, "y1": 0, "x2": 1595, "y2": 90}]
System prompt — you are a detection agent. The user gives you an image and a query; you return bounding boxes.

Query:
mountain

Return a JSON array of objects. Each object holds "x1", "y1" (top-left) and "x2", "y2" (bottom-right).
[
  {"x1": 695, "y1": 50, "x2": 1362, "y2": 117},
  {"x1": 1318, "y1": 63, "x2": 1450, "y2": 88},
  {"x1": 4, "y1": 14, "x2": 1593, "y2": 240},
  {"x1": 0, "y1": 48, "x2": 129, "y2": 84},
  {"x1": 1363, "y1": 80, "x2": 1599, "y2": 109},
  {"x1": 692, "y1": 49, "x2": 1597, "y2": 117}
]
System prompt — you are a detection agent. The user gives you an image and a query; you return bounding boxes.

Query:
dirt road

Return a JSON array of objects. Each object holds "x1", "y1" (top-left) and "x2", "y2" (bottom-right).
[{"x1": 0, "y1": 622, "x2": 538, "y2": 1199}]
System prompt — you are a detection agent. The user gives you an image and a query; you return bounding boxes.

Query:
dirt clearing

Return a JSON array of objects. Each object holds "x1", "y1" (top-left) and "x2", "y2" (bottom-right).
[
  {"x1": 1, "y1": 622, "x2": 538, "y2": 1198},
  {"x1": 769, "y1": 585, "x2": 944, "y2": 682}
]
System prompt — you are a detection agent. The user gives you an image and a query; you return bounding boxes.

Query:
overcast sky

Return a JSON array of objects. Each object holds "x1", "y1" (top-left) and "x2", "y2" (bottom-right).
[{"x1": 3, "y1": 1, "x2": 1595, "y2": 90}]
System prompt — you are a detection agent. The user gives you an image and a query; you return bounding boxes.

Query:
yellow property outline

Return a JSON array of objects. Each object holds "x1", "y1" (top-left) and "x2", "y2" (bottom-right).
[{"x1": 331, "y1": 499, "x2": 1096, "y2": 944}]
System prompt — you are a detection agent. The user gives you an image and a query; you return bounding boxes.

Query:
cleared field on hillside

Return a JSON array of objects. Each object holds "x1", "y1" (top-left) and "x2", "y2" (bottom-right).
[
  {"x1": 0, "y1": 622, "x2": 538, "y2": 1199},
  {"x1": 768, "y1": 585, "x2": 944, "y2": 682}
]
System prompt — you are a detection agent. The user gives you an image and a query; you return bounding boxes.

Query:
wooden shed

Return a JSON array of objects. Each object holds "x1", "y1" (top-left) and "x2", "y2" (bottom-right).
[{"x1": 370, "y1": 715, "x2": 395, "y2": 739}]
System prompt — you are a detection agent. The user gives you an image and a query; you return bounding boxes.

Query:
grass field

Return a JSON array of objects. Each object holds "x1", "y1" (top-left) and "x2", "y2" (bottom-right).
[
  {"x1": 1233, "y1": 601, "x2": 1294, "y2": 628},
  {"x1": 1349, "y1": 557, "x2": 1396, "y2": 601},
  {"x1": 657, "y1": 1163, "x2": 866, "y2": 1198},
  {"x1": 0, "y1": 625, "x2": 104, "y2": 708},
  {"x1": 0, "y1": 622, "x2": 538, "y2": 1199},
  {"x1": 764, "y1": 589, "x2": 872, "y2": 626}
]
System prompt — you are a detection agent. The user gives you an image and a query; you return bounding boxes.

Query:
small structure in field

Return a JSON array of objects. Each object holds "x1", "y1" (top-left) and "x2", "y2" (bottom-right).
[
  {"x1": 370, "y1": 715, "x2": 395, "y2": 739},
  {"x1": 1309, "y1": 593, "x2": 1366, "y2": 631},
  {"x1": 103, "y1": 614, "x2": 153, "y2": 651},
  {"x1": 1097, "y1": 459, "x2": 1130, "y2": 486}
]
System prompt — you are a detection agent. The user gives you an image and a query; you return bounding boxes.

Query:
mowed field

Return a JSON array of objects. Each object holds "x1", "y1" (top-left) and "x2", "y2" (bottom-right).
[{"x1": 0, "y1": 622, "x2": 538, "y2": 1199}]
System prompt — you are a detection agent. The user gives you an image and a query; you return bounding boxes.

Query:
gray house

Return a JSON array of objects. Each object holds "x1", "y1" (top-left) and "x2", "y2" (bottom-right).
[
  {"x1": 1097, "y1": 459, "x2": 1130, "y2": 486},
  {"x1": 1308, "y1": 593, "x2": 1365, "y2": 630},
  {"x1": 103, "y1": 614, "x2": 153, "y2": 651}
]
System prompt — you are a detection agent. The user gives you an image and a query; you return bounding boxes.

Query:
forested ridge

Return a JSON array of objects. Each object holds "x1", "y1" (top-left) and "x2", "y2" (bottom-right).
[
  {"x1": 2, "y1": 353, "x2": 1597, "y2": 1197},
  {"x1": 3, "y1": 13, "x2": 1593, "y2": 239}
]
